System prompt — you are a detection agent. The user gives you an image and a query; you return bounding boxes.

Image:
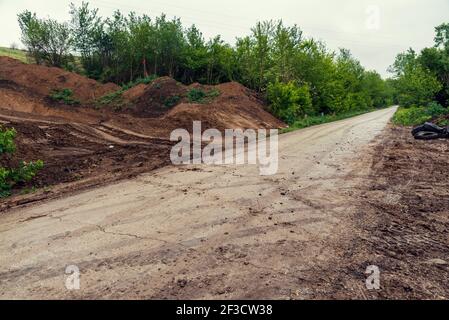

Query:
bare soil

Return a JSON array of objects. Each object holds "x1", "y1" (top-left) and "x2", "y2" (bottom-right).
[
  {"x1": 0, "y1": 108, "x2": 402, "y2": 300},
  {"x1": 0, "y1": 56, "x2": 119, "y2": 103},
  {"x1": 306, "y1": 125, "x2": 449, "y2": 299},
  {"x1": 352, "y1": 126, "x2": 449, "y2": 299},
  {"x1": 0, "y1": 57, "x2": 284, "y2": 209},
  {"x1": 1, "y1": 56, "x2": 447, "y2": 299}
]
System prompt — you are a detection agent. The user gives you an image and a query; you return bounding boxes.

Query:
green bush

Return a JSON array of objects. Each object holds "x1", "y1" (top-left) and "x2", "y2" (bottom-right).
[
  {"x1": 392, "y1": 103, "x2": 449, "y2": 126},
  {"x1": 97, "y1": 76, "x2": 158, "y2": 110},
  {"x1": 49, "y1": 88, "x2": 80, "y2": 105},
  {"x1": 121, "y1": 75, "x2": 157, "y2": 90},
  {"x1": 0, "y1": 126, "x2": 44, "y2": 198},
  {"x1": 164, "y1": 95, "x2": 181, "y2": 107},
  {"x1": 0, "y1": 127, "x2": 16, "y2": 154},
  {"x1": 1, "y1": 161, "x2": 44, "y2": 198},
  {"x1": 97, "y1": 90, "x2": 124, "y2": 106},
  {"x1": 187, "y1": 88, "x2": 220, "y2": 103},
  {"x1": 267, "y1": 81, "x2": 313, "y2": 124},
  {"x1": 426, "y1": 102, "x2": 449, "y2": 117},
  {"x1": 187, "y1": 88, "x2": 206, "y2": 102}
]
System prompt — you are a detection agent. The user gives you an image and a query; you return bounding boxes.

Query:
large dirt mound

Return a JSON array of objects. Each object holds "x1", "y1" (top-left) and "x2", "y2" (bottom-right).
[
  {"x1": 122, "y1": 78, "x2": 285, "y2": 130},
  {"x1": 164, "y1": 82, "x2": 286, "y2": 131},
  {"x1": 0, "y1": 58, "x2": 285, "y2": 207},
  {"x1": 123, "y1": 76, "x2": 188, "y2": 117},
  {"x1": 0, "y1": 56, "x2": 119, "y2": 103}
]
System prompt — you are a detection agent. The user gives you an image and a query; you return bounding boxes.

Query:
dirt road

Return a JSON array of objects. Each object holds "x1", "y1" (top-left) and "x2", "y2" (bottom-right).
[{"x1": 0, "y1": 107, "x2": 397, "y2": 299}]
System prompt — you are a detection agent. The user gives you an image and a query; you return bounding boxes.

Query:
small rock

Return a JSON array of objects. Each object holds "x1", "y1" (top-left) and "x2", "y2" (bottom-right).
[
  {"x1": 426, "y1": 258, "x2": 447, "y2": 265},
  {"x1": 177, "y1": 279, "x2": 188, "y2": 288}
]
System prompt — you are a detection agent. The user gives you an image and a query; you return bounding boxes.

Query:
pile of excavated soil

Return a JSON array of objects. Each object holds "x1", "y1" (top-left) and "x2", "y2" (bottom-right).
[
  {"x1": 122, "y1": 79, "x2": 285, "y2": 131},
  {"x1": 0, "y1": 57, "x2": 285, "y2": 132},
  {"x1": 0, "y1": 57, "x2": 285, "y2": 206},
  {"x1": 123, "y1": 77, "x2": 188, "y2": 117},
  {"x1": 164, "y1": 82, "x2": 286, "y2": 131},
  {"x1": 0, "y1": 56, "x2": 119, "y2": 103},
  {"x1": 0, "y1": 79, "x2": 107, "y2": 124}
]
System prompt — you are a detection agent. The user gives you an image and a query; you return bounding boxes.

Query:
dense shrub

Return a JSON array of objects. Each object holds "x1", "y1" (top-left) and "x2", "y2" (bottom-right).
[
  {"x1": 267, "y1": 81, "x2": 313, "y2": 124},
  {"x1": 121, "y1": 75, "x2": 158, "y2": 90},
  {"x1": 187, "y1": 88, "x2": 220, "y2": 103},
  {"x1": 49, "y1": 88, "x2": 80, "y2": 105},
  {"x1": 392, "y1": 103, "x2": 449, "y2": 126},
  {"x1": 164, "y1": 95, "x2": 181, "y2": 107},
  {"x1": 0, "y1": 127, "x2": 16, "y2": 154},
  {"x1": 0, "y1": 126, "x2": 44, "y2": 197},
  {"x1": 187, "y1": 88, "x2": 206, "y2": 103}
]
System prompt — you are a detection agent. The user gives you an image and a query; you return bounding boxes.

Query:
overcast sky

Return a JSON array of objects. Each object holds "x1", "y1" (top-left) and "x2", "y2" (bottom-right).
[{"x1": 1, "y1": 0, "x2": 449, "y2": 78}]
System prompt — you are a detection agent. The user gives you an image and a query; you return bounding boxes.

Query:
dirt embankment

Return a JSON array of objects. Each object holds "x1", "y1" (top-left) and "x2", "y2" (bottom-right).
[
  {"x1": 121, "y1": 76, "x2": 285, "y2": 130},
  {"x1": 164, "y1": 82, "x2": 286, "y2": 131},
  {"x1": 0, "y1": 56, "x2": 119, "y2": 103},
  {"x1": 0, "y1": 57, "x2": 285, "y2": 207}
]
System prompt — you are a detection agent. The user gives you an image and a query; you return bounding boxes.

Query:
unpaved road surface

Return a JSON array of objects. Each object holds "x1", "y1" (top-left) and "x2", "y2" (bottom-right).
[{"x1": 0, "y1": 107, "x2": 397, "y2": 299}]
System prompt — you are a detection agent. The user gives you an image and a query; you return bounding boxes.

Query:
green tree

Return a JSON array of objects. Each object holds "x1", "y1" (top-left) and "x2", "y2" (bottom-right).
[
  {"x1": 18, "y1": 10, "x2": 73, "y2": 67},
  {"x1": 390, "y1": 45, "x2": 443, "y2": 108},
  {"x1": 267, "y1": 81, "x2": 312, "y2": 124}
]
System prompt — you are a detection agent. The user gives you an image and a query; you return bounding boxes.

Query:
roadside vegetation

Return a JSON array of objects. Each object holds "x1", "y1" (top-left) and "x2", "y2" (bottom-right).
[
  {"x1": 281, "y1": 109, "x2": 377, "y2": 133},
  {"x1": 12, "y1": 2, "x2": 449, "y2": 129},
  {"x1": 15, "y1": 2, "x2": 393, "y2": 126},
  {"x1": 187, "y1": 88, "x2": 220, "y2": 104},
  {"x1": 389, "y1": 24, "x2": 449, "y2": 126},
  {"x1": 0, "y1": 126, "x2": 44, "y2": 198}
]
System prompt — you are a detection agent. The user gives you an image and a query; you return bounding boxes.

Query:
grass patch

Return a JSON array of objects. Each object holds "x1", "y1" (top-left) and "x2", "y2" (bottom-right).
[
  {"x1": 121, "y1": 75, "x2": 157, "y2": 90},
  {"x1": 187, "y1": 88, "x2": 220, "y2": 104},
  {"x1": 164, "y1": 95, "x2": 181, "y2": 107},
  {"x1": 392, "y1": 103, "x2": 449, "y2": 126},
  {"x1": 281, "y1": 108, "x2": 379, "y2": 133},
  {"x1": 96, "y1": 75, "x2": 158, "y2": 111},
  {"x1": 49, "y1": 89, "x2": 80, "y2": 105},
  {"x1": 96, "y1": 90, "x2": 129, "y2": 111},
  {"x1": 97, "y1": 90, "x2": 123, "y2": 105},
  {"x1": 0, "y1": 47, "x2": 31, "y2": 63}
]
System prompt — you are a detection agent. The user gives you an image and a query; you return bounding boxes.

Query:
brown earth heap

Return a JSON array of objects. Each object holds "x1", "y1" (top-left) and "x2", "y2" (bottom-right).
[
  {"x1": 0, "y1": 57, "x2": 285, "y2": 207},
  {"x1": 0, "y1": 56, "x2": 119, "y2": 103}
]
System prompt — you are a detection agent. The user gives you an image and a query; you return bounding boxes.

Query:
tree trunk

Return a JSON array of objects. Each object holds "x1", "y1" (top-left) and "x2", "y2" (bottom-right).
[{"x1": 143, "y1": 57, "x2": 148, "y2": 78}]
